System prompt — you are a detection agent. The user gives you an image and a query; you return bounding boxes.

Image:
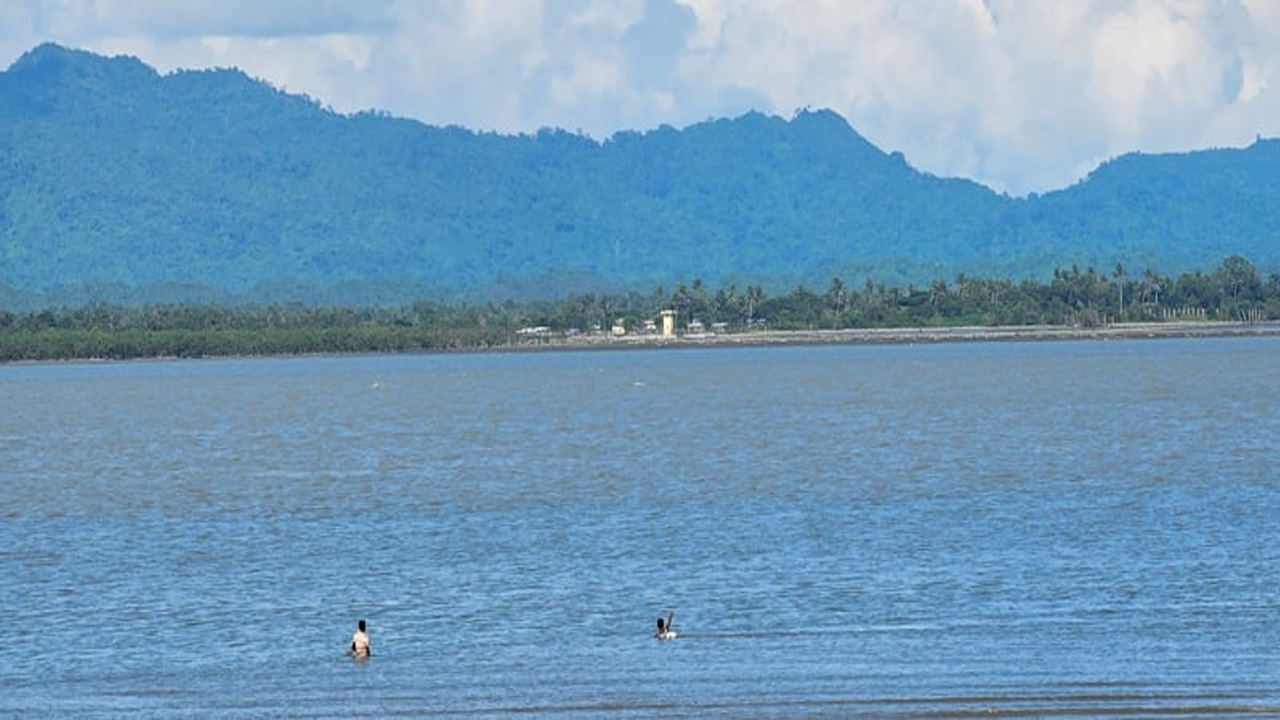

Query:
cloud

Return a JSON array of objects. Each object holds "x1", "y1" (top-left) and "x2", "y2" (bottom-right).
[
  {"x1": 675, "y1": 0, "x2": 1280, "y2": 193},
  {"x1": 32, "y1": 0, "x2": 394, "y2": 40},
  {"x1": 2, "y1": 0, "x2": 1277, "y2": 195}
]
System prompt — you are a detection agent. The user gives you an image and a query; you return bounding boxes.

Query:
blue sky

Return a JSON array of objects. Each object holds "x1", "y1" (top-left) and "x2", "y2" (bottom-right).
[{"x1": 3, "y1": 0, "x2": 1277, "y2": 195}]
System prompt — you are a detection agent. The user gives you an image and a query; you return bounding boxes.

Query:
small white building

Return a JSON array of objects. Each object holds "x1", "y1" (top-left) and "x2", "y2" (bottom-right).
[{"x1": 660, "y1": 310, "x2": 676, "y2": 336}]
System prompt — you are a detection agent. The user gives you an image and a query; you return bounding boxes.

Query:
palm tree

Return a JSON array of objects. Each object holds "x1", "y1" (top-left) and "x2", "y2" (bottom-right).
[
  {"x1": 1143, "y1": 268, "x2": 1162, "y2": 308},
  {"x1": 745, "y1": 285, "x2": 764, "y2": 326},
  {"x1": 1113, "y1": 262, "x2": 1126, "y2": 321},
  {"x1": 712, "y1": 285, "x2": 738, "y2": 326},
  {"x1": 826, "y1": 277, "x2": 847, "y2": 327},
  {"x1": 928, "y1": 279, "x2": 949, "y2": 315},
  {"x1": 689, "y1": 278, "x2": 710, "y2": 325},
  {"x1": 598, "y1": 295, "x2": 613, "y2": 333}
]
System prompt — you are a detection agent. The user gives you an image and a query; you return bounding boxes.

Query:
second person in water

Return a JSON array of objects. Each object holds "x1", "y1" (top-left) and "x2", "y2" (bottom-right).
[{"x1": 654, "y1": 609, "x2": 676, "y2": 640}]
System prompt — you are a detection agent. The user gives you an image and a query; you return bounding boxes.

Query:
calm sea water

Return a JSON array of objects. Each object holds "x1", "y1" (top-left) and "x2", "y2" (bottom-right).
[{"x1": 3, "y1": 337, "x2": 1279, "y2": 717}]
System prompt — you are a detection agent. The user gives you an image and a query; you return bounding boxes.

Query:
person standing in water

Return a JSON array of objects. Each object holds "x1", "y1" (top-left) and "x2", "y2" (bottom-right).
[
  {"x1": 350, "y1": 619, "x2": 371, "y2": 658},
  {"x1": 654, "y1": 609, "x2": 675, "y2": 640}
]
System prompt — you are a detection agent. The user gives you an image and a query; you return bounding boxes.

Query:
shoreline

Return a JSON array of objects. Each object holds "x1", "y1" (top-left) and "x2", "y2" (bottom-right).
[
  {"x1": 536, "y1": 320, "x2": 1280, "y2": 351},
  {"x1": 4, "y1": 320, "x2": 1278, "y2": 365}
]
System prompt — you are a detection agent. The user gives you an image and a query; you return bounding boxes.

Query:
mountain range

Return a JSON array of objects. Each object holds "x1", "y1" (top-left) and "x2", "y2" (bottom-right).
[{"x1": 1, "y1": 42, "x2": 1277, "y2": 308}]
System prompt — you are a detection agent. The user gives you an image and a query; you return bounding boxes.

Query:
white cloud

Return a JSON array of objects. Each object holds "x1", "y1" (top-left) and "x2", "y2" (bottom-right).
[{"x1": 2, "y1": 0, "x2": 1278, "y2": 194}]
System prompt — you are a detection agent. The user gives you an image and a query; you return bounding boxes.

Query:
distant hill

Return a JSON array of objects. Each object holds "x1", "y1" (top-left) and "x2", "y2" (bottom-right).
[{"x1": 1, "y1": 43, "x2": 1277, "y2": 308}]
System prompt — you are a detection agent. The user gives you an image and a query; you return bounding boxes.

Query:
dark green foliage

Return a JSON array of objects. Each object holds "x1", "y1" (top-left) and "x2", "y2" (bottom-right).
[{"x1": 1, "y1": 44, "x2": 1278, "y2": 310}]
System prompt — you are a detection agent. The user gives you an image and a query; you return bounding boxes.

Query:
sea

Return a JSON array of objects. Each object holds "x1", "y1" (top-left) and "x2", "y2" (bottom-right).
[{"x1": 2, "y1": 336, "x2": 1278, "y2": 717}]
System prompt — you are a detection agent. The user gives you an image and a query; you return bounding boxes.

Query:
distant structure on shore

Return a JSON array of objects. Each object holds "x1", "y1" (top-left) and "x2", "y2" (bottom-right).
[{"x1": 661, "y1": 310, "x2": 676, "y2": 337}]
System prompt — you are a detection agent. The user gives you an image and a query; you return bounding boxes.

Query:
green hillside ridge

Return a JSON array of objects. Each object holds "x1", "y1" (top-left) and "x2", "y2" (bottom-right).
[{"x1": 1, "y1": 43, "x2": 1277, "y2": 309}]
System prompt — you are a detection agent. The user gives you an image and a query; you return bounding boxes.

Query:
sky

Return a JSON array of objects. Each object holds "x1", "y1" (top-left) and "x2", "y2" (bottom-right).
[{"x1": 2, "y1": 0, "x2": 1278, "y2": 196}]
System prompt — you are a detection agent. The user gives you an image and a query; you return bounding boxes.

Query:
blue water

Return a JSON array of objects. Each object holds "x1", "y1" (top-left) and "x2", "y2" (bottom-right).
[{"x1": 3, "y1": 338, "x2": 1279, "y2": 716}]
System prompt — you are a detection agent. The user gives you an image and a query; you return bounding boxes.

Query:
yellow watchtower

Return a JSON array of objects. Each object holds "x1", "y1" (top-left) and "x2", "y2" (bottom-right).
[{"x1": 660, "y1": 309, "x2": 676, "y2": 337}]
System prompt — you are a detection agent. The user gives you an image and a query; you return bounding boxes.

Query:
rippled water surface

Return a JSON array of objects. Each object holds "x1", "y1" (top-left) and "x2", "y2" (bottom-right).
[{"x1": 3, "y1": 338, "x2": 1279, "y2": 716}]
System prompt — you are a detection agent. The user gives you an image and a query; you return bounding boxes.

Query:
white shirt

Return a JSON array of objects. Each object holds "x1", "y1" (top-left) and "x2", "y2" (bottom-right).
[{"x1": 352, "y1": 630, "x2": 371, "y2": 657}]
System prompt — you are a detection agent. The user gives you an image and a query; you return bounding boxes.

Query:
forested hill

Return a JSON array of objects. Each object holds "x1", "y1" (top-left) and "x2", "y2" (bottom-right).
[{"x1": 1, "y1": 43, "x2": 1277, "y2": 308}]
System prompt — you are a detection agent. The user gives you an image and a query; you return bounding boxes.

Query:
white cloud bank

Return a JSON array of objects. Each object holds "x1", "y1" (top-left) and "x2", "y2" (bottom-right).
[{"x1": 2, "y1": 0, "x2": 1277, "y2": 195}]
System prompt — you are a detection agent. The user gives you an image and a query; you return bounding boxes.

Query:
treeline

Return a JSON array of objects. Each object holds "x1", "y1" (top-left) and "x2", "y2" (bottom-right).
[
  {"x1": 1, "y1": 256, "x2": 1277, "y2": 362},
  {"x1": 0, "y1": 304, "x2": 513, "y2": 362},
  {"x1": 666, "y1": 254, "x2": 1279, "y2": 331}
]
